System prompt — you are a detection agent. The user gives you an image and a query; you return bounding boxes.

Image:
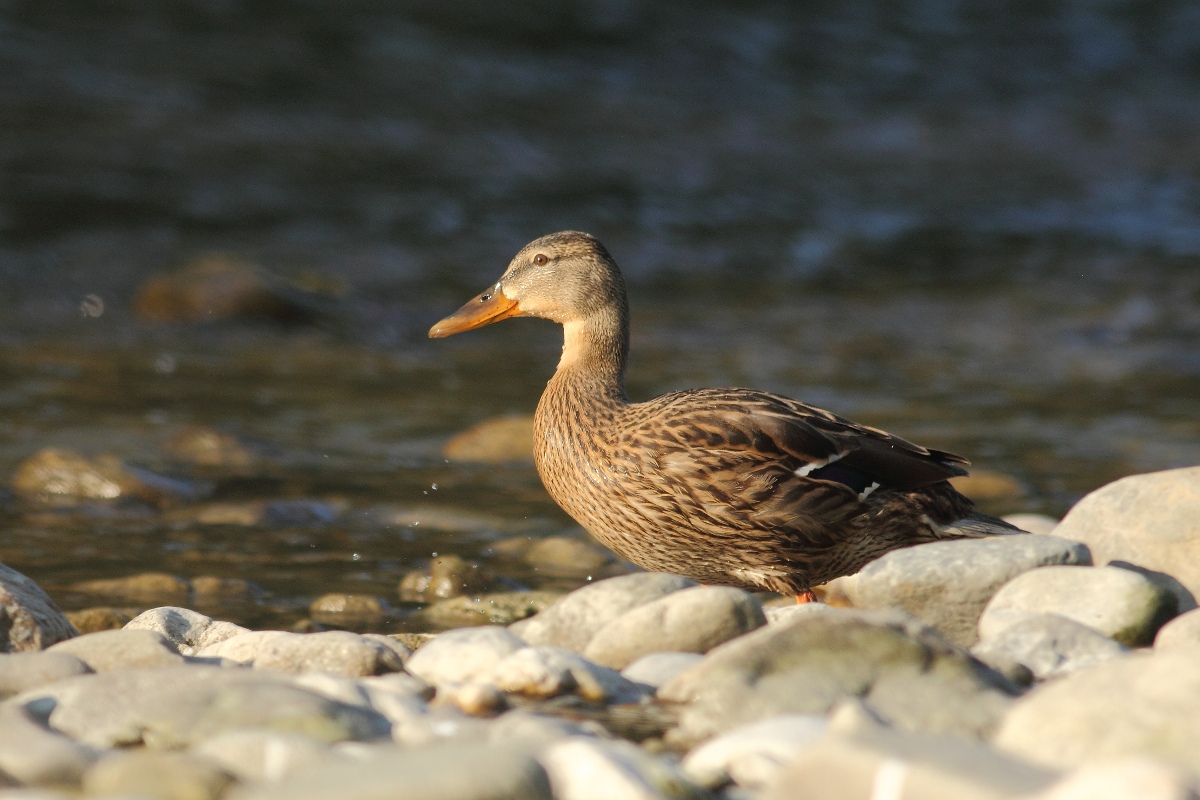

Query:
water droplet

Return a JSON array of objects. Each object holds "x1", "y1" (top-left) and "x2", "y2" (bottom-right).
[
  {"x1": 79, "y1": 294, "x2": 105, "y2": 317},
  {"x1": 431, "y1": 483, "x2": 438, "y2": 490}
]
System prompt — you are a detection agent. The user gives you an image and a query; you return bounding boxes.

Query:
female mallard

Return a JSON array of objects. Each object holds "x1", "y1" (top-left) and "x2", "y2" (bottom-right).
[{"x1": 430, "y1": 231, "x2": 1023, "y2": 600}]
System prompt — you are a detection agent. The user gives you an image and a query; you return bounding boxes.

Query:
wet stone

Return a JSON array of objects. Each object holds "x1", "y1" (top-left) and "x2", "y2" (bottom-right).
[
  {"x1": 583, "y1": 586, "x2": 767, "y2": 670},
  {"x1": 971, "y1": 613, "x2": 1130, "y2": 681},
  {"x1": 621, "y1": 652, "x2": 705, "y2": 690},
  {"x1": 82, "y1": 749, "x2": 235, "y2": 800},
  {"x1": 398, "y1": 554, "x2": 496, "y2": 602},
  {"x1": 0, "y1": 563, "x2": 78, "y2": 652},
  {"x1": 309, "y1": 594, "x2": 390, "y2": 624},
  {"x1": 443, "y1": 414, "x2": 536, "y2": 463},
  {"x1": 830, "y1": 534, "x2": 1092, "y2": 647},
  {"x1": 414, "y1": 590, "x2": 564, "y2": 629},
  {"x1": 70, "y1": 572, "x2": 192, "y2": 606},
  {"x1": 47, "y1": 629, "x2": 185, "y2": 672},
  {"x1": 65, "y1": 607, "x2": 137, "y2": 634},
  {"x1": 388, "y1": 632, "x2": 436, "y2": 651},
  {"x1": 1051, "y1": 467, "x2": 1200, "y2": 610},
  {"x1": 0, "y1": 703, "x2": 101, "y2": 788},
  {"x1": 659, "y1": 608, "x2": 1017, "y2": 747},
  {"x1": 681, "y1": 715, "x2": 828, "y2": 790},
  {"x1": 13, "y1": 448, "x2": 206, "y2": 506},
  {"x1": 162, "y1": 425, "x2": 260, "y2": 469},
  {"x1": 225, "y1": 741, "x2": 552, "y2": 800},
  {"x1": 0, "y1": 652, "x2": 92, "y2": 699},
  {"x1": 979, "y1": 565, "x2": 1177, "y2": 647},
  {"x1": 133, "y1": 252, "x2": 333, "y2": 324},
  {"x1": 994, "y1": 649, "x2": 1200, "y2": 774},
  {"x1": 190, "y1": 576, "x2": 267, "y2": 604},
  {"x1": 510, "y1": 573, "x2": 698, "y2": 652},
  {"x1": 522, "y1": 536, "x2": 621, "y2": 579},
  {"x1": 404, "y1": 626, "x2": 526, "y2": 686},
  {"x1": 126, "y1": 607, "x2": 250, "y2": 656},
  {"x1": 540, "y1": 736, "x2": 708, "y2": 800},
  {"x1": 197, "y1": 630, "x2": 404, "y2": 677}
]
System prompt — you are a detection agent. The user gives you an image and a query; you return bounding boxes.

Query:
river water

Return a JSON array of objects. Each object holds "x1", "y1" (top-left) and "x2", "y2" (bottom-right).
[{"x1": 1, "y1": 2, "x2": 1198, "y2": 629}]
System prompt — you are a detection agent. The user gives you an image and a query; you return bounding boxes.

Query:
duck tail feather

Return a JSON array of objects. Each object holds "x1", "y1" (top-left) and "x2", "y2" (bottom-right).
[{"x1": 942, "y1": 512, "x2": 1028, "y2": 538}]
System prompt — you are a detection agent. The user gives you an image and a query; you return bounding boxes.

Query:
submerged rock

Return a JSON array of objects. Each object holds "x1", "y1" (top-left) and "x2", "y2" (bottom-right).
[
  {"x1": 0, "y1": 562, "x2": 78, "y2": 652},
  {"x1": 443, "y1": 415, "x2": 536, "y2": 463},
  {"x1": 65, "y1": 607, "x2": 138, "y2": 634},
  {"x1": 414, "y1": 591, "x2": 563, "y2": 629},
  {"x1": 69, "y1": 572, "x2": 192, "y2": 606},
  {"x1": 162, "y1": 426, "x2": 260, "y2": 469},
  {"x1": 13, "y1": 448, "x2": 207, "y2": 506},
  {"x1": 398, "y1": 554, "x2": 497, "y2": 602}
]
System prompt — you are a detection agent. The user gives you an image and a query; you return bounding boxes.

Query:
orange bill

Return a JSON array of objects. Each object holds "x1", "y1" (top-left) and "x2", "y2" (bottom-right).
[{"x1": 428, "y1": 287, "x2": 523, "y2": 338}]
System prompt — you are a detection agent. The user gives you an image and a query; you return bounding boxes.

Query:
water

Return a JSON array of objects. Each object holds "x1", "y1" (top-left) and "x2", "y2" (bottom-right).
[{"x1": 1, "y1": 2, "x2": 1199, "y2": 628}]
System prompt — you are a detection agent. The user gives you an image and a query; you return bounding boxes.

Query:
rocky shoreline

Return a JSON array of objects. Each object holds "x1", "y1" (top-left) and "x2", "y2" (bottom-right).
[{"x1": 0, "y1": 466, "x2": 1198, "y2": 799}]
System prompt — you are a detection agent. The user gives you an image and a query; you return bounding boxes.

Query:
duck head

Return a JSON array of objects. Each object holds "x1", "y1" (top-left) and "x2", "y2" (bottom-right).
[{"x1": 428, "y1": 231, "x2": 627, "y2": 338}]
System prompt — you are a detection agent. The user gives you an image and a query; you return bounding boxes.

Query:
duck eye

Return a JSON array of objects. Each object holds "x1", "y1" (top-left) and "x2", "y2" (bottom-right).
[
  {"x1": 533, "y1": 254, "x2": 548, "y2": 266},
  {"x1": 479, "y1": 292, "x2": 492, "y2": 302}
]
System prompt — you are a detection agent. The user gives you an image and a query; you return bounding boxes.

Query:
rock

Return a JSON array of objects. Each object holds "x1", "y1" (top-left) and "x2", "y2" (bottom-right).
[
  {"x1": 1155, "y1": 607, "x2": 1200, "y2": 651},
  {"x1": 389, "y1": 633, "x2": 437, "y2": 651},
  {"x1": 0, "y1": 563, "x2": 77, "y2": 652},
  {"x1": 1032, "y1": 757, "x2": 1200, "y2": 800},
  {"x1": 484, "y1": 646, "x2": 646, "y2": 704},
  {"x1": 583, "y1": 586, "x2": 766, "y2": 669},
  {"x1": 979, "y1": 565, "x2": 1177, "y2": 646},
  {"x1": 443, "y1": 415, "x2": 536, "y2": 463},
  {"x1": 1004, "y1": 513, "x2": 1060, "y2": 536},
  {"x1": 190, "y1": 576, "x2": 268, "y2": 604},
  {"x1": 415, "y1": 591, "x2": 563, "y2": 629},
  {"x1": 398, "y1": 554, "x2": 496, "y2": 602},
  {"x1": 70, "y1": 572, "x2": 192, "y2": 606},
  {"x1": 761, "y1": 726, "x2": 1057, "y2": 800},
  {"x1": 621, "y1": 652, "x2": 704, "y2": 689},
  {"x1": 225, "y1": 741, "x2": 552, "y2": 800},
  {"x1": 65, "y1": 607, "x2": 136, "y2": 633},
  {"x1": 47, "y1": 629, "x2": 186, "y2": 672},
  {"x1": 994, "y1": 649, "x2": 1200, "y2": 773},
  {"x1": 359, "y1": 634, "x2": 413, "y2": 666},
  {"x1": 832, "y1": 535, "x2": 1092, "y2": 647},
  {"x1": 510, "y1": 573, "x2": 697, "y2": 652},
  {"x1": 949, "y1": 468, "x2": 1025, "y2": 500},
  {"x1": 0, "y1": 703, "x2": 100, "y2": 787},
  {"x1": 357, "y1": 671, "x2": 432, "y2": 702},
  {"x1": 196, "y1": 630, "x2": 404, "y2": 677},
  {"x1": 133, "y1": 253, "x2": 333, "y2": 324},
  {"x1": 12, "y1": 448, "x2": 206, "y2": 506},
  {"x1": 540, "y1": 737, "x2": 708, "y2": 800},
  {"x1": 125, "y1": 607, "x2": 250, "y2": 656},
  {"x1": 162, "y1": 426, "x2": 259, "y2": 468},
  {"x1": 83, "y1": 749, "x2": 235, "y2": 800},
  {"x1": 436, "y1": 682, "x2": 508, "y2": 717},
  {"x1": 522, "y1": 537, "x2": 619, "y2": 579},
  {"x1": 659, "y1": 608, "x2": 1017, "y2": 747},
  {"x1": 404, "y1": 626, "x2": 526, "y2": 686},
  {"x1": 763, "y1": 602, "x2": 842, "y2": 626},
  {"x1": 681, "y1": 715, "x2": 828, "y2": 789},
  {"x1": 0, "y1": 652, "x2": 92, "y2": 698},
  {"x1": 167, "y1": 500, "x2": 341, "y2": 527},
  {"x1": 971, "y1": 613, "x2": 1129, "y2": 680},
  {"x1": 1051, "y1": 467, "x2": 1200, "y2": 609},
  {"x1": 309, "y1": 594, "x2": 390, "y2": 624},
  {"x1": 191, "y1": 730, "x2": 341, "y2": 783}
]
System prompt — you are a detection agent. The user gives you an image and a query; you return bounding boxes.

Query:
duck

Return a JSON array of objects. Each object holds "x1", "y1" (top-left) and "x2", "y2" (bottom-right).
[{"x1": 429, "y1": 231, "x2": 1024, "y2": 601}]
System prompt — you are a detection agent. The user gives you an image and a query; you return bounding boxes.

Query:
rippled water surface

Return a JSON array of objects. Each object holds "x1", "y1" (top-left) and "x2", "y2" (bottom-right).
[{"x1": 2, "y1": 2, "x2": 1199, "y2": 628}]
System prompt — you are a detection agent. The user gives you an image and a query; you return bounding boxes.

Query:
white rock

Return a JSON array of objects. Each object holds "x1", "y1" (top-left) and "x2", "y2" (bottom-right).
[
  {"x1": 1154, "y1": 607, "x2": 1200, "y2": 651},
  {"x1": 583, "y1": 586, "x2": 766, "y2": 669},
  {"x1": 46, "y1": 629, "x2": 185, "y2": 672},
  {"x1": 0, "y1": 704, "x2": 100, "y2": 787},
  {"x1": 511, "y1": 573, "x2": 697, "y2": 652},
  {"x1": 196, "y1": 630, "x2": 405, "y2": 677},
  {"x1": 1031, "y1": 757, "x2": 1199, "y2": 800},
  {"x1": 971, "y1": 613, "x2": 1129, "y2": 680},
  {"x1": 621, "y1": 652, "x2": 704, "y2": 689},
  {"x1": 979, "y1": 565, "x2": 1176, "y2": 646},
  {"x1": 404, "y1": 626, "x2": 526, "y2": 686},
  {"x1": 191, "y1": 730, "x2": 342, "y2": 783},
  {"x1": 126, "y1": 607, "x2": 250, "y2": 655},
  {"x1": 541, "y1": 737, "x2": 704, "y2": 800},
  {"x1": 485, "y1": 646, "x2": 645, "y2": 703},
  {"x1": 682, "y1": 715, "x2": 827, "y2": 789}
]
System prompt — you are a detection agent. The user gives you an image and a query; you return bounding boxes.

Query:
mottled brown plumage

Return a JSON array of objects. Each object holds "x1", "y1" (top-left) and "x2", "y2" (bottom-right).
[{"x1": 430, "y1": 231, "x2": 1023, "y2": 595}]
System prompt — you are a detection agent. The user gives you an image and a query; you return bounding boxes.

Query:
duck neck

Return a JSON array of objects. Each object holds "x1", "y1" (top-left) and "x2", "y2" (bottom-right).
[{"x1": 550, "y1": 307, "x2": 629, "y2": 406}]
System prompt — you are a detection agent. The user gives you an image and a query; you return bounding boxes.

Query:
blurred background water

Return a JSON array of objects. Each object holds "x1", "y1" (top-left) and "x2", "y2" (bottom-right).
[{"x1": 1, "y1": 1, "x2": 1198, "y2": 629}]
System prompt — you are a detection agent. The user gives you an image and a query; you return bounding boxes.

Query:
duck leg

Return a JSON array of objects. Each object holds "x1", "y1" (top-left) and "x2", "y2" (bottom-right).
[{"x1": 795, "y1": 590, "x2": 818, "y2": 604}]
